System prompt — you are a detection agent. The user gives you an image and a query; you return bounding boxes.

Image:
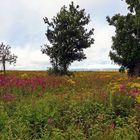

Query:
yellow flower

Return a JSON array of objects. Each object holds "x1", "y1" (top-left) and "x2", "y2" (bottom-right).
[
  {"x1": 67, "y1": 79, "x2": 76, "y2": 85},
  {"x1": 128, "y1": 116, "x2": 138, "y2": 128},
  {"x1": 130, "y1": 83, "x2": 140, "y2": 89},
  {"x1": 0, "y1": 71, "x2": 4, "y2": 75},
  {"x1": 79, "y1": 74, "x2": 84, "y2": 78},
  {"x1": 127, "y1": 82, "x2": 133, "y2": 87},
  {"x1": 111, "y1": 83, "x2": 120, "y2": 92},
  {"x1": 135, "y1": 94, "x2": 140, "y2": 103},
  {"x1": 21, "y1": 73, "x2": 28, "y2": 79}
]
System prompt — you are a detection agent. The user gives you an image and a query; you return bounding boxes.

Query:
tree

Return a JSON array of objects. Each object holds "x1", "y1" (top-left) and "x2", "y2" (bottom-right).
[
  {"x1": 107, "y1": 0, "x2": 140, "y2": 76},
  {"x1": 41, "y1": 2, "x2": 94, "y2": 75},
  {"x1": 0, "y1": 42, "x2": 17, "y2": 75}
]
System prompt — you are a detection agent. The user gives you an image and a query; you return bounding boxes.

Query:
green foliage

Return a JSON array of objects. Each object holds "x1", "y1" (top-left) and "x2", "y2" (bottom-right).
[
  {"x1": 0, "y1": 96, "x2": 139, "y2": 140},
  {"x1": 0, "y1": 104, "x2": 9, "y2": 140},
  {"x1": 42, "y1": 2, "x2": 94, "y2": 75},
  {"x1": 119, "y1": 66, "x2": 126, "y2": 73},
  {"x1": 88, "y1": 124, "x2": 138, "y2": 140},
  {"x1": 111, "y1": 93, "x2": 135, "y2": 117},
  {"x1": 107, "y1": 0, "x2": 140, "y2": 76},
  {"x1": 47, "y1": 67, "x2": 73, "y2": 76},
  {"x1": 124, "y1": 0, "x2": 140, "y2": 13},
  {"x1": 0, "y1": 71, "x2": 140, "y2": 139}
]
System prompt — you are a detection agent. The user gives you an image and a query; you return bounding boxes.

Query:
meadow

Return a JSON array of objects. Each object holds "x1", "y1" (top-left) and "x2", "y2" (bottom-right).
[{"x1": 0, "y1": 71, "x2": 140, "y2": 140}]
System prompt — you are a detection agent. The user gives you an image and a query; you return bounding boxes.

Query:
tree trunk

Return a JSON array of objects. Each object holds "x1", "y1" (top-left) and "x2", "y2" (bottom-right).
[
  {"x1": 2, "y1": 56, "x2": 6, "y2": 75},
  {"x1": 133, "y1": 63, "x2": 140, "y2": 76},
  {"x1": 61, "y1": 64, "x2": 68, "y2": 75}
]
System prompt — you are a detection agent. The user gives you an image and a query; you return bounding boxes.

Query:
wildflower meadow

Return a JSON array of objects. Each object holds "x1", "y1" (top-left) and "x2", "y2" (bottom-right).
[{"x1": 0, "y1": 71, "x2": 140, "y2": 139}]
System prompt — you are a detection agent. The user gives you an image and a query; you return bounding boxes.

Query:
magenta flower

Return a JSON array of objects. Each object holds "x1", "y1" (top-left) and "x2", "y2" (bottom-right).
[
  {"x1": 0, "y1": 75, "x2": 66, "y2": 96},
  {"x1": 47, "y1": 117, "x2": 53, "y2": 124},
  {"x1": 119, "y1": 84, "x2": 126, "y2": 92},
  {"x1": 111, "y1": 122, "x2": 115, "y2": 129},
  {"x1": 1, "y1": 92, "x2": 16, "y2": 102},
  {"x1": 130, "y1": 88, "x2": 137, "y2": 97}
]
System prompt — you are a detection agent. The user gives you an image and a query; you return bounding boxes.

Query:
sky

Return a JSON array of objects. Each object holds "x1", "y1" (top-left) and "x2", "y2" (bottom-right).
[{"x1": 0, "y1": 0, "x2": 128, "y2": 70}]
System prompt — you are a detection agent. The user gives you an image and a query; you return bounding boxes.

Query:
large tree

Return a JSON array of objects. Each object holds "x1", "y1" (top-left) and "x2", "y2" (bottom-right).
[
  {"x1": 41, "y1": 2, "x2": 94, "y2": 75},
  {"x1": 107, "y1": 0, "x2": 140, "y2": 76},
  {"x1": 0, "y1": 42, "x2": 17, "y2": 74}
]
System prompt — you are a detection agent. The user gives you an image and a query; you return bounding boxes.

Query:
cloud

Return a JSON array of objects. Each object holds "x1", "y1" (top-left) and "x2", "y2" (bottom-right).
[
  {"x1": 7, "y1": 43, "x2": 50, "y2": 70},
  {"x1": 71, "y1": 24, "x2": 118, "y2": 69}
]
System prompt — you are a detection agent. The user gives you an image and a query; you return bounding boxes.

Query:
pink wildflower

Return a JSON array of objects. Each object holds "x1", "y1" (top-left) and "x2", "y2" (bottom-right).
[
  {"x1": 1, "y1": 93, "x2": 16, "y2": 102},
  {"x1": 119, "y1": 84, "x2": 126, "y2": 92},
  {"x1": 130, "y1": 88, "x2": 138, "y2": 97},
  {"x1": 111, "y1": 122, "x2": 115, "y2": 129},
  {"x1": 47, "y1": 117, "x2": 53, "y2": 124}
]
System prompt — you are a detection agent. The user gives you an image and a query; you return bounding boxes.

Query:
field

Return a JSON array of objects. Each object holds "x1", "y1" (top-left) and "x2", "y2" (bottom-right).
[{"x1": 0, "y1": 71, "x2": 140, "y2": 140}]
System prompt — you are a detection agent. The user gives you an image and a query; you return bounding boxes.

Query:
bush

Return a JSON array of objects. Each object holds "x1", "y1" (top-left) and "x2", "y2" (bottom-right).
[
  {"x1": 47, "y1": 67, "x2": 73, "y2": 76},
  {"x1": 0, "y1": 90, "x2": 139, "y2": 139},
  {"x1": 111, "y1": 92, "x2": 135, "y2": 118}
]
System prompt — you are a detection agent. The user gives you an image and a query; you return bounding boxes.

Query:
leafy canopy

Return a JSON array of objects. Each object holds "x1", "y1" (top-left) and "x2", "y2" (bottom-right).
[
  {"x1": 42, "y1": 2, "x2": 94, "y2": 75},
  {"x1": 107, "y1": 0, "x2": 140, "y2": 76}
]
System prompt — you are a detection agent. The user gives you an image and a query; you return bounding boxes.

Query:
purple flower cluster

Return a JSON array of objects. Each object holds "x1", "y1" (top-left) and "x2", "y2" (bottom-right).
[
  {"x1": 1, "y1": 92, "x2": 16, "y2": 102},
  {"x1": 0, "y1": 75, "x2": 66, "y2": 98}
]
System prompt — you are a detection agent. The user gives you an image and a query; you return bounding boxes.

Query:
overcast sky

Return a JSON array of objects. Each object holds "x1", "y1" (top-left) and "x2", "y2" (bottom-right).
[{"x1": 0, "y1": 0, "x2": 128, "y2": 70}]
